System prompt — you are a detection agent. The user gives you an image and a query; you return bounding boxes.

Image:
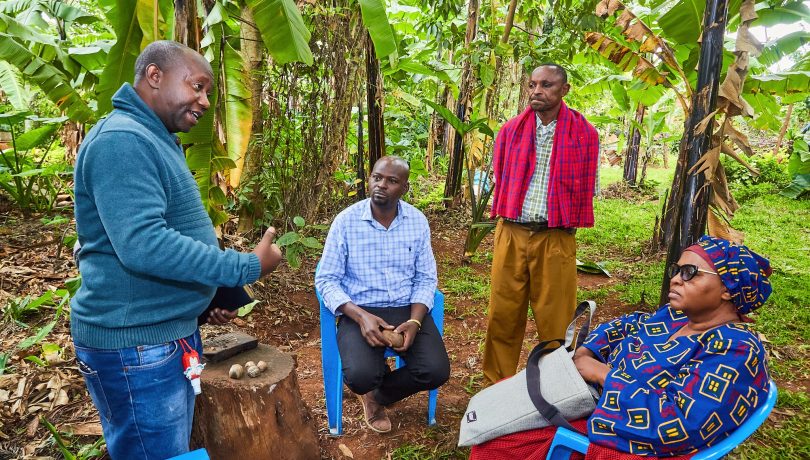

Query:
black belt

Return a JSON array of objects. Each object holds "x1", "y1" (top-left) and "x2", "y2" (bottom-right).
[{"x1": 507, "y1": 220, "x2": 549, "y2": 232}]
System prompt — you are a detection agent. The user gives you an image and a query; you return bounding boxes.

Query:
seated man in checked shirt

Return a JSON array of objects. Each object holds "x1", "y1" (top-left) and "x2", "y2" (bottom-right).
[{"x1": 315, "y1": 156, "x2": 450, "y2": 433}]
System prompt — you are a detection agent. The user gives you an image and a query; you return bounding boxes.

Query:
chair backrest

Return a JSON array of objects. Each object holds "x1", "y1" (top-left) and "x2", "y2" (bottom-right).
[{"x1": 693, "y1": 379, "x2": 778, "y2": 460}]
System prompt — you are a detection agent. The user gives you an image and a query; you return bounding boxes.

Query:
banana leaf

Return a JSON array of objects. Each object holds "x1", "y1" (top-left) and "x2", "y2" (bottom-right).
[
  {"x1": 585, "y1": 32, "x2": 672, "y2": 88},
  {"x1": 96, "y1": 0, "x2": 142, "y2": 116},
  {"x1": 576, "y1": 259, "x2": 611, "y2": 277},
  {"x1": 135, "y1": 0, "x2": 174, "y2": 46},
  {"x1": 221, "y1": 40, "x2": 252, "y2": 187},
  {"x1": 246, "y1": 0, "x2": 312, "y2": 66},
  {"x1": 359, "y1": 0, "x2": 398, "y2": 62},
  {"x1": 780, "y1": 174, "x2": 810, "y2": 199},
  {"x1": 0, "y1": 61, "x2": 29, "y2": 111},
  {"x1": 744, "y1": 71, "x2": 810, "y2": 103},
  {"x1": 0, "y1": 33, "x2": 93, "y2": 122}
]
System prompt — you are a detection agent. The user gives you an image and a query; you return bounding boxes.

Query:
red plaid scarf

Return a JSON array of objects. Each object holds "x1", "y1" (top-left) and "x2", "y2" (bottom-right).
[{"x1": 491, "y1": 101, "x2": 600, "y2": 228}]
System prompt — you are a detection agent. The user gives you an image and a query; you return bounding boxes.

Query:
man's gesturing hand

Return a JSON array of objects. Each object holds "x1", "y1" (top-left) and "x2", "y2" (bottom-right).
[
  {"x1": 253, "y1": 226, "x2": 282, "y2": 276},
  {"x1": 206, "y1": 307, "x2": 237, "y2": 325}
]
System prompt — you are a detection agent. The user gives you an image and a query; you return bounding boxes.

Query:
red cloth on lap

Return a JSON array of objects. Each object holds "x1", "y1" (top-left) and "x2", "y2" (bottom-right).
[{"x1": 469, "y1": 419, "x2": 694, "y2": 460}]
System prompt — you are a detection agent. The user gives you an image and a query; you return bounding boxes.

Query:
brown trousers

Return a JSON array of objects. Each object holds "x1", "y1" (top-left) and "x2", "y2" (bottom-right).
[{"x1": 482, "y1": 220, "x2": 577, "y2": 384}]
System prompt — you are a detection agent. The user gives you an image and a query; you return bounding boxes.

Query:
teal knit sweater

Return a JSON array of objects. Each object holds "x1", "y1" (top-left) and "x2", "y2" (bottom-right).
[{"x1": 72, "y1": 84, "x2": 261, "y2": 349}]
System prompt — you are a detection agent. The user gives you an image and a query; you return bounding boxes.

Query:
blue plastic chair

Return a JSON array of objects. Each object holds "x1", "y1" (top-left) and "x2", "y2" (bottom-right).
[
  {"x1": 546, "y1": 379, "x2": 778, "y2": 460},
  {"x1": 316, "y1": 286, "x2": 444, "y2": 435},
  {"x1": 167, "y1": 449, "x2": 209, "y2": 460}
]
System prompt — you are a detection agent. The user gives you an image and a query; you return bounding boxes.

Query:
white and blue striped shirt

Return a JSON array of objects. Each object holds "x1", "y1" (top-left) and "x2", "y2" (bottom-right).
[{"x1": 315, "y1": 198, "x2": 437, "y2": 314}]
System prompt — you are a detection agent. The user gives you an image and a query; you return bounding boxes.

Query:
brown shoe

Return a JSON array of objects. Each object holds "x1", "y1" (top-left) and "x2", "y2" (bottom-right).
[{"x1": 356, "y1": 392, "x2": 392, "y2": 433}]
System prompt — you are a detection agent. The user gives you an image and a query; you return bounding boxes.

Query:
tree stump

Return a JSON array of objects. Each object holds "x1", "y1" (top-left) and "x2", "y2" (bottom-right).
[{"x1": 191, "y1": 344, "x2": 319, "y2": 459}]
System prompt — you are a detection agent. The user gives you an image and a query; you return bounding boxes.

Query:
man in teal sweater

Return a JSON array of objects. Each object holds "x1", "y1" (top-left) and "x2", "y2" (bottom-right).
[{"x1": 72, "y1": 41, "x2": 282, "y2": 459}]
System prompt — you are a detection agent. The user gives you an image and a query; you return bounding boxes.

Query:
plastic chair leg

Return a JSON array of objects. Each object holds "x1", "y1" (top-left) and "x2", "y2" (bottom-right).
[
  {"x1": 167, "y1": 449, "x2": 210, "y2": 459},
  {"x1": 320, "y1": 304, "x2": 343, "y2": 435},
  {"x1": 547, "y1": 427, "x2": 589, "y2": 460},
  {"x1": 427, "y1": 388, "x2": 438, "y2": 426}
]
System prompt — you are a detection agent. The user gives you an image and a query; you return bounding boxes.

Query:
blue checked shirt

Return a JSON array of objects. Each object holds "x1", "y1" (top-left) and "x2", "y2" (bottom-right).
[{"x1": 315, "y1": 198, "x2": 438, "y2": 314}]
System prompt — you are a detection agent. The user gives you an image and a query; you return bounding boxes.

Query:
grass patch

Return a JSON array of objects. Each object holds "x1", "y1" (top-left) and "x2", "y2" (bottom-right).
[
  {"x1": 735, "y1": 389, "x2": 810, "y2": 459},
  {"x1": 390, "y1": 441, "x2": 468, "y2": 460},
  {"x1": 728, "y1": 193, "x2": 810, "y2": 384},
  {"x1": 577, "y1": 197, "x2": 662, "y2": 260},
  {"x1": 441, "y1": 266, "x2": 490, "y2": 301}
]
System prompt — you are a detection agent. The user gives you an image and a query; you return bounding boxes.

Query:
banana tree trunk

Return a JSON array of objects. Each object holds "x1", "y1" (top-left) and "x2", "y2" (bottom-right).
[
  {"x1": 236, "y1": 8, "x2": 266, "y2": 235},
  {"x1": 443, "y1": 0, "x2": 478, "y2": 208},
  {"x1": 356, "y1": 101, "x2": 367, "y2": 200},
  {"x1": 772, "y1": 103, "x2": 793, "y2": 155},
  {"x1": 365, "y1": 34, "x2": 385, "y2": 169},
  {"x1": 623, "y1": 102, "x2": 645, "y2": 186},
  {"x1": 659, "y1": 0, "x2": 729, "y2": 304},
  {"x1": 173, "y1": 0, "x2": 199, "y2": 47},
  {"x1": 483, "y1": 0, "x2": 518, "y2": 118}
]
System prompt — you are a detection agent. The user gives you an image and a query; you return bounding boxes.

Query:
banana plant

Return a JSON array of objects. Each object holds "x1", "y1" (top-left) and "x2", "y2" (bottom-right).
[{"x1": 422, "y1": 98, "x2": 497, "y2": 256}]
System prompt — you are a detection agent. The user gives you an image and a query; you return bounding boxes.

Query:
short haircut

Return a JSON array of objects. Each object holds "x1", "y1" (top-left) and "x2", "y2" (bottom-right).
[
  {"x1": 374, "y1": 155, "x2": 410, "y2": 178},
  {"x1": 134, "y1": 40, "x2": 206, "y2": 85},
  {"x1": 534, "y1": 63, "x2": 568, "y2": 84}
]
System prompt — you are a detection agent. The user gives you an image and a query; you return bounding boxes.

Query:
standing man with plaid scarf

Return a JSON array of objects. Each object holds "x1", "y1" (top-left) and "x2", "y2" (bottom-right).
[{"x1": 483, "y1": 64, "x2": 600, "y2": 384}]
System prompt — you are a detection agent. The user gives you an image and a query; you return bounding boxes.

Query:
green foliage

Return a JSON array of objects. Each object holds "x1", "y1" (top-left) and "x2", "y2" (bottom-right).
[
  {"x1": 410, "y1": 176, "x2": 445, "y2": 212},
  {"x1": 421, "y1": 98, "x2": 494, "y2": 138},
  {"x1": 247, "y1": 0, "x2": 314, "y2": 65},
  {"x1": 442, "y1": 266, "x2": 489, "y2": 301},
  {"x1": 42, "y1": 417, "x2": 106, "y2": 460},
  {"x1": 781, "y1": 133, "x2": 810, "y2": 199},
  {"x1": 390, "y1": 443, "x2": 466, "y2": 460},
  {"x1": 274, "y1": 216, "x2": 324, "y2": 269},
  {"x1": 0, "y1": 113, "x2": 71, "y2": 213},
  {"x1": 95, "y1": 0, "x2": 141, "y2": 116},
  {"x1": 359, "y1": 0, "x2": 398, "y2": 62},
  {"x1": 0, "y1": 32, "x2": 94, "y2": 121},
  {"x1": 16, "y1": 291, "x2": 68, "y2": 351},
  {"x1": 3, "y1": 289, "x2": 61, "y2": 326},
  {"x1": 723, "y1": 153, "x2": 791, "y2": 193}
]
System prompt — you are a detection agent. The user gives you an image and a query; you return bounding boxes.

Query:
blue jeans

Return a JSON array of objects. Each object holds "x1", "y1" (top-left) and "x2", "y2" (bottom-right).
[{"x1": 74, "y1": 331, "x2": 203, "y2": 460}]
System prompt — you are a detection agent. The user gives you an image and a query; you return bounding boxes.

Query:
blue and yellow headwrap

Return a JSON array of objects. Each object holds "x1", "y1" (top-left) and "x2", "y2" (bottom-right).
[{"x1": 685, "y1": 236, "x2": 773, "y2": 315}]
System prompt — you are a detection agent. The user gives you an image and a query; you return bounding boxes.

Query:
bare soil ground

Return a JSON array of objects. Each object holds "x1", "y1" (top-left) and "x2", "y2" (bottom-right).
[
  {"x1": 2, "y1": 206, "x2": 792, "y2": 459},
  {"x1": 0, "y1": 208, "x2": 633, "y2": 459}
]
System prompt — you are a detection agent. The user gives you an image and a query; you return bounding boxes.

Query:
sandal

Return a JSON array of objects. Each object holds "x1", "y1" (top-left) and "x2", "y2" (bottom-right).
[{"x1": 356, "y1": 392, "x2": 392, "y2": 433}]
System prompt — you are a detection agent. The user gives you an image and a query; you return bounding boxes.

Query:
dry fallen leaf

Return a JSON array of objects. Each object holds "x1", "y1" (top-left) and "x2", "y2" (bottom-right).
[
  {"x1": 338, "y1": 443, "x2": 354, "y2": 458},
  {"x1": 60, "y1": 421, "x2": 103, "y2": 436},
  {"x1": 25, "y1": 417, "x2": 38, "y2": 437}
]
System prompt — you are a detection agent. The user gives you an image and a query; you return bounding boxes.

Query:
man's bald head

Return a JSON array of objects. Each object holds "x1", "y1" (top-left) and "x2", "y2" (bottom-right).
[
  {"x1": 369, "y1": 156, "x2": 410, "y2": 209},
  {"x1": 374, "y1": 156, "x2": 410, "y2": 177},
  {"x1": 134, "y1": 41, "x2": 212, "y2": 85}
]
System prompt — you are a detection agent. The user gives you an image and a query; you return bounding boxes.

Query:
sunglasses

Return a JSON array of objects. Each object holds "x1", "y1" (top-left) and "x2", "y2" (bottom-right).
[{"x1": 667, "y1": 263, "x2": 718, "y2": 282}]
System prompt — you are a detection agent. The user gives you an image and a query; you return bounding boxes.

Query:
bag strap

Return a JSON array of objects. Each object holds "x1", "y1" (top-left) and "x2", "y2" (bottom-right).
[
  {"x1": 525, "y1": 339, "x2": 578, "y2": 432},
  {"x1": 525, "y1": 300, "x2": 597, "y2": 432},
  {"x1": 563, "y1": 300, "x2": 597, "y2": 350}
]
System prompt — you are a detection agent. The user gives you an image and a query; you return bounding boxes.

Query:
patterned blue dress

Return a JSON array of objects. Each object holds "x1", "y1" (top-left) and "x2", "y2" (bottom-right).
[{"x1": 581, "y1": 306, "x2": 769, "y2": 456}]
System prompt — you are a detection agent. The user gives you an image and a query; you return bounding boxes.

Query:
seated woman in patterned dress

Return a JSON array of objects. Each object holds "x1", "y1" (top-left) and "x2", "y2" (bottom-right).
[{"x1": 573, "y1": 235, "x2": 773, "y2": 456}]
